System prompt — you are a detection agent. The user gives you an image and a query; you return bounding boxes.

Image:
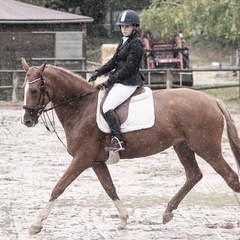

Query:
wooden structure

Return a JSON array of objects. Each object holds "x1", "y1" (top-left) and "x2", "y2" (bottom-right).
[{"x1": 0, "y1": 0, "x2": 93, "y2": 100}]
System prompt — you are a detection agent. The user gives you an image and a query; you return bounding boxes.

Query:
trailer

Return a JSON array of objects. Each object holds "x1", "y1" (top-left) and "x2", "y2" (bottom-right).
[{"x1": 141, "y1": 32, "x2": 193, "y2": 88}]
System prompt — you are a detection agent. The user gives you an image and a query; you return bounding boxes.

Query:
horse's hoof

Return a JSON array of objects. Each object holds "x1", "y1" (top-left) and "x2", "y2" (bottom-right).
[
  {"x1": 118, "y1": 224, "x2": 127, "y2": 230},
  {"x1": 163, "y1": 212, "x2": 174, "y2": 224},
  {"x1": 118, "y1": 218, "x2": 127, "y2": 229},
  {"x1": 29, "y1": 223, "x2": 43, "y2": 234}
]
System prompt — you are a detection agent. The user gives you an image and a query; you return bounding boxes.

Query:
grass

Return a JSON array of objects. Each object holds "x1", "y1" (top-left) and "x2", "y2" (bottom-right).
[
  {"x1": 188, "y1": 42, "x2": 237, "y2": 67},
  {"x1": 203, "y1": 87, "x2": 240, "y2": 102}
]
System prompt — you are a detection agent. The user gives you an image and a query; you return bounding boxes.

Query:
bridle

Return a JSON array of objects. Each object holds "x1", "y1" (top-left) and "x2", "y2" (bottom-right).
[
  {"x1": 22, "y1": 74, "x2": 97, "y2": 149},
  {"x1": 23, "y1": 75, "x2": 49, "y2": 117},
  {"x1": 23, "y1": 74, "x2": 97, "y2": 115}
]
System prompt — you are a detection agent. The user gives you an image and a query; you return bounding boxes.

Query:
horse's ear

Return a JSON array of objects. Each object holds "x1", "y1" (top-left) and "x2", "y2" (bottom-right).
[
  {"x1": 36, "y1": 62, "x2": 47, "y2": 75},
  {"x1": 21, "y1": 57, "x2": 29, "y2": 72}
]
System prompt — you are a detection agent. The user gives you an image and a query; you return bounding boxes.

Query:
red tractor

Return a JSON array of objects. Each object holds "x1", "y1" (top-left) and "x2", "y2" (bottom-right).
[{"x1": 141, "y1": 30, "x2": 193, "y2": 88}]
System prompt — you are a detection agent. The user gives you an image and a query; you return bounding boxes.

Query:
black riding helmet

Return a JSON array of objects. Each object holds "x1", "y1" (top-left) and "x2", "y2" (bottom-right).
[{"x1": 116, "y1": 9, "x2": 140, "y2": 27}]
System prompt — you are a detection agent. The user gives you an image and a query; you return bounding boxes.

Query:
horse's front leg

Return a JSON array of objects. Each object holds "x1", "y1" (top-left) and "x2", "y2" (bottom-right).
[
  {"x1": 29, "y1": 200, "x2": 56, "y2": 234},
  {"x1": 29, "y1": 157, "x2": 89, "y2": 234},
  {"x1": 92, "y1": 161, "x2": 128, "y2": 229}
]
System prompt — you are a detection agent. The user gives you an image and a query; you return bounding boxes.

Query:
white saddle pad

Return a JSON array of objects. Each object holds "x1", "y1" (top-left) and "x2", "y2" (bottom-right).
[{"x1": 96, "y1": 87, "x2": 155, "y2": 133}]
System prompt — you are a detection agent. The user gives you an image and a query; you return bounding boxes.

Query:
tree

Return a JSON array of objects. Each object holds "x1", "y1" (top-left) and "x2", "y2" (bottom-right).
[
  {"x1": 110, "y1": 0, "x2": 150, "y2": 10},
  {"x1": 43, "y1": 0, "x2": 111, "y2": 36},
  {"x1": 140, "y1": 0, "x2": 240, "y2": 46}
]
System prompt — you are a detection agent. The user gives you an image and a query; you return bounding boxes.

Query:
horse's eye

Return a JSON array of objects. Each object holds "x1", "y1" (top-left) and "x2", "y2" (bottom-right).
[{"x1": 32, "y1": 89, "x2": 38, "y2": 94}]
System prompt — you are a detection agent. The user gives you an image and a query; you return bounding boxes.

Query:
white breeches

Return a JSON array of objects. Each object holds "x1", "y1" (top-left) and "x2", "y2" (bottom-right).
[{"x1": 102, "y1": 83, "x2": 138, "y2": 114}]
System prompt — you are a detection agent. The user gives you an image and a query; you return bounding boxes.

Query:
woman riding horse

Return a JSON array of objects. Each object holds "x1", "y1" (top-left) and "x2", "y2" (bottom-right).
[
  {"x1": 89, "y1": 9, "x2": 145, "y2": 152},
  {"x1": 21, "y1": 56, "x2": 240, "y2": 235}
]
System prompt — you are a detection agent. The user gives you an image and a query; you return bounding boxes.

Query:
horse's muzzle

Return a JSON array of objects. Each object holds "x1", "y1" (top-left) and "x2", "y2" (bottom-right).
[{"x1": 23, "y1": 112, "x2": 39, "y2": 127}]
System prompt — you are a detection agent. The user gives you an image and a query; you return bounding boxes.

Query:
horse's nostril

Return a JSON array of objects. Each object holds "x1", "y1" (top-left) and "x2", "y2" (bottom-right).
[{"x1": 25, "y1": 120, "x2": 33, "y2": 127}]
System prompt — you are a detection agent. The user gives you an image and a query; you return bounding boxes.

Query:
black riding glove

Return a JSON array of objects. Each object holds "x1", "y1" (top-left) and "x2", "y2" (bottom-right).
[
  {"x1": 103, "y1": 80, "x2": 111, "y2": 88},
  {"x1": 107, "y1": 75, "x2": 117, "y2": 85},
  {"x1": 88, "y1": 71, "x2": 99, "y2": 82}
]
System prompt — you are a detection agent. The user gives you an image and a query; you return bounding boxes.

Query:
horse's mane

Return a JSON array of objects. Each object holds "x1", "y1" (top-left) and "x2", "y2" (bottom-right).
[{"x1": 47, "y1": 64, "x2": 94, "y2": 88}]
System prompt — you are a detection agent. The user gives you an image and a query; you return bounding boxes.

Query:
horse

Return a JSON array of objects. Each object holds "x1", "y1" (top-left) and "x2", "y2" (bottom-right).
[{"x1": 21, "y1": 57, "x2": 240, "y2": 234}]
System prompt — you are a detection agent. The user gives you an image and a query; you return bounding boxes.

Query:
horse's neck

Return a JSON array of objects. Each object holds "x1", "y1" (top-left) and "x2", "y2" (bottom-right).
[
  {"x1": 46, "y1": 67, "x2": 92, "y2": 102},
  {"x1": 46, "y1": 67, "x2": 96, "y2": 126}
]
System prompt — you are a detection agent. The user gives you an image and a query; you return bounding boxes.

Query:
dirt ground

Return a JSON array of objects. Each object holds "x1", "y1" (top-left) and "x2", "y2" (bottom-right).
[{"x1": 1, "y1": 99, "x2": 240, "y2": 240}]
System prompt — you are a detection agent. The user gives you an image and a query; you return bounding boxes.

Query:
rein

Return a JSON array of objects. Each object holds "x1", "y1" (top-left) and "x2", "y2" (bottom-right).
[
  {"x1": 43, "y1": 91, "x2": 97, "y2": 113},
  {"x1": 40, "y1": 106, "x2": 68, "y2": 149},
  {"x1": 41, "y1": 91, "x2": 97, "y2": 150}
]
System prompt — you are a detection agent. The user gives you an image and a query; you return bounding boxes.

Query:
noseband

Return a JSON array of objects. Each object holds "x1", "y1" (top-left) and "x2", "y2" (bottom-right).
[{"x1": 23, "y1": 75, "x2": 49, "y2": 116}]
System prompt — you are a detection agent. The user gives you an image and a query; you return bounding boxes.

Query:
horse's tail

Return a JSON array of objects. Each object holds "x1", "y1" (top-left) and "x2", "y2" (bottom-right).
[{"x1": 216, "y1": 98, "x2": 240, "y2": 172}]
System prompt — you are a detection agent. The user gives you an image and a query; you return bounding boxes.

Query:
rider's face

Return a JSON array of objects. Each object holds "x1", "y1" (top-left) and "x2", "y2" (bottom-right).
[{"x1": 121, "y1": 25, "x2": 134, "y2": 37}]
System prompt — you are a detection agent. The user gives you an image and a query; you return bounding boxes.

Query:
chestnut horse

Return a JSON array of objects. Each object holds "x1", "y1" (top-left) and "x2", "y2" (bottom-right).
[{"x1": 21, "y1": 57, "x2": 240, "y2": 234}]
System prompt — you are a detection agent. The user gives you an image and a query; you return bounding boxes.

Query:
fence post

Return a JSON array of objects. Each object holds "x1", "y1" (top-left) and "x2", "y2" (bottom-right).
[
  {"x1": 12, "y1": 71, "x2": 18, "y2": 102},
  {"x1": 166, "y1": 69, "x2": 172, "y2": 89},
  {"x1": 239, "y1": 69, "x2": 240, "y2": 98}
]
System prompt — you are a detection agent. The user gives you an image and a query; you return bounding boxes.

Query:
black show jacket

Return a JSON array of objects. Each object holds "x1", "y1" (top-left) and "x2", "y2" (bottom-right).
[{"x1": 97, "y1": 32, "x2": 144, "y2": 87}]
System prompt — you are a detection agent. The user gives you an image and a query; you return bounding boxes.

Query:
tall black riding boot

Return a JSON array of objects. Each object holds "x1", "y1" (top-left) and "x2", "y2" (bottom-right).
[{"x1": 104, "y1": 109, "x2": 125, "y2": 152}]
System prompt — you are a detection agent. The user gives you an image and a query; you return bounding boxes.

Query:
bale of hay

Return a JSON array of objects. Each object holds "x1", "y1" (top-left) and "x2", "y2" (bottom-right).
[{"x1": 101, "y1": 44, "x2": 118, "y2": 64}]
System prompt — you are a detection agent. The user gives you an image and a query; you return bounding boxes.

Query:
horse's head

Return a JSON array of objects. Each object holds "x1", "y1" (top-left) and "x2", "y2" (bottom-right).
[{"x1": 21, "y1": 58, "x2": 50, "y2": 127}]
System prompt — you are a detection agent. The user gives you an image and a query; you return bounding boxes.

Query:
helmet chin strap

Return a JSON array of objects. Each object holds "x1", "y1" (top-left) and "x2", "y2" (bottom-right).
[{"x1": 132, "y1": 26, "x2": 137, "y2": 35}]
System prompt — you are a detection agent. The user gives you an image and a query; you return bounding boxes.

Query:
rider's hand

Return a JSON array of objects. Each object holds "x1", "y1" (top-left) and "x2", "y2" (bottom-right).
[
  {"x1": 95, "y1": 81, "x2": 111, "y2": 90},
  {"x1": 88, "y1": 71, "x2": 99, "y2": 82},
  {"x1": 102, "y1": 81, "x2": 111, "y2": 88},
  {"x1": 95, "y1": 83, "x2": 105, "y2": 90}
]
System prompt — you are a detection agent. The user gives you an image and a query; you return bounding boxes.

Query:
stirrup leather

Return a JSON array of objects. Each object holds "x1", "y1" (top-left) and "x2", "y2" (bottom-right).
[{"x1": 105, "y1": 137, "x2": 125, "y2": 152}]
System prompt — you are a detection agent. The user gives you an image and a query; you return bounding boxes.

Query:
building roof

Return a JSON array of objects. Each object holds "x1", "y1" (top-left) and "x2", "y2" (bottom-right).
[{"x1": 0, "y1": 0, "x2": 93, "y2": 24}]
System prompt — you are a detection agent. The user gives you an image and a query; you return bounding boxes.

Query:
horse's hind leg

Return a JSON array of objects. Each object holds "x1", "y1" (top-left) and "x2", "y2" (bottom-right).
[
  {"x1": 163, "y1": 141, "x2": 203, "y2": 224},
  {"x1": 202, "y1": 153, "x2": 240, "y2": 195},
  {"x1": 92, "y1": 161, "x2": 128, "y2": 229}
]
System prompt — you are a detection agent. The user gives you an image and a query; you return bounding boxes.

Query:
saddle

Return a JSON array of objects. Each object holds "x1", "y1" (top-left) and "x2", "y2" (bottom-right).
[
  {"x1": 97, "y1": 86, "x2": 155, "y2": 133},
  {"x1": 100, "y1": 86, "x2": 145, "y2": 124}
]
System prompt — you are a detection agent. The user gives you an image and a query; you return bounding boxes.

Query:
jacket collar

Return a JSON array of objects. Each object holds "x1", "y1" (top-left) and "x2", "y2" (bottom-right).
[{"x1": 117, "y1": 32, "x2": 139, "y2": 51}]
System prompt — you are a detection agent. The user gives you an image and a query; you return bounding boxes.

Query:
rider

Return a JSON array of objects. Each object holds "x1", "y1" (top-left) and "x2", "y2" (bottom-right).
[{"x1": 89, "y1": 9, "x2": 145, "y2": 152}]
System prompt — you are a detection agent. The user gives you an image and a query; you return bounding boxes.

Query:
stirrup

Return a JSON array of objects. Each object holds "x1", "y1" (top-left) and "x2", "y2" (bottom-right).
[{"x1": 105, "y1": 137, "x2": 125, "y2": 153}]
